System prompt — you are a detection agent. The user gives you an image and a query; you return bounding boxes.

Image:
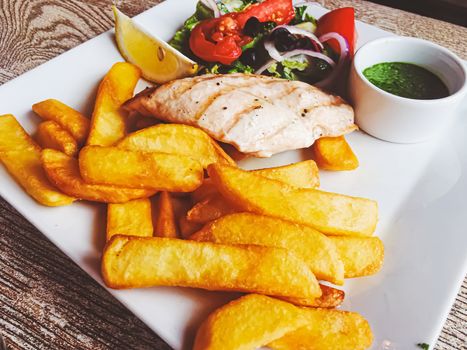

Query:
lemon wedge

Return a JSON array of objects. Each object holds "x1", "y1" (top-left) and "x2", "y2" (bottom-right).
[{"x1": 113, "y1": 6, "x2": 198, "y2": 84}]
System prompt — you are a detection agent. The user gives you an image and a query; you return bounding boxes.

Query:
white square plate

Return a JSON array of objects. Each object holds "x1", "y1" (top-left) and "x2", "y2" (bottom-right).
[{"x1": 1, "y1": 1, "x2": 466, "y2": 349}]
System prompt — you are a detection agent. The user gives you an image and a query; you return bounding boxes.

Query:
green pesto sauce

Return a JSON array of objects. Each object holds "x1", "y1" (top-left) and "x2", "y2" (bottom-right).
[{"x1": 363, "y1": 62, "x2": 449, "y2": 100}]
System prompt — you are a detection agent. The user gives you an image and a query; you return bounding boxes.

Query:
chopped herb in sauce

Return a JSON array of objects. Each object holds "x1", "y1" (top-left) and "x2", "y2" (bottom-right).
[
  {"x1": 363, "y1": 62, "x2": 449, "y2": 100},
  {"x1": 417, "y1": 343, "x2": 430, "y2": 350}
]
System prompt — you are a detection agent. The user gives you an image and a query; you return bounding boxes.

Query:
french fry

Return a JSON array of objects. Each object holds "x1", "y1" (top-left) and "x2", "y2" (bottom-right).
[
  {"x1": 312, "y1": 136, "x2": 359, "y2": 171},
  {"x1": 253, "y1": 160, "x2": 319, "y2": 188},
  {"x1": 154, "y1": 191, "x2": 178, "y2": 238},
  {"x1": 267, "y1": 308, "x2": 373, "y2": 350},
  {"x1": 186, "y1": 195, "x2": 237, "y2": 224},
  {"x1": 0, "y1": 115, "x2": 75, "y2": 206},
  {"x1": 36, "y1": 121, "x2": 78, "y2": 156},
  {"x1": 193, "y1": 294, "x2": 308, "y2": 350},
  {"x1": 190, "y1": 160, "x2": 319, "y2": 203},
  {"x1": 188, "y1": 160, "x2": 320, "y2": 224},
  {"x1": 118, "y1": 123, "x2": 235, "y2": 168},
  {"x1": 102, "y1": 235, "x2": 321, "y2": 299},
  {"x1": 107, "y1": 198, "x2": 153, "y2": 241},
  {"x1": 79, "y1": 146, "x2": 203, "y2": 192},
  {"x1": 191, "y1": 179, "x2": 219, "y2": 203},
  {"x1": 207, "y1": 164, "x2": 378, "y2": 237},
  {"x1": 87, "y1": 62, "x2": 140, "y2": 146},
  {"x1": 279, "y1": 284, "x2": 345, "y2": 308},
  {"x1": 41, "y1": 149, "x2": 154, "y2": 203},
  {"x1": 190, "y1": 213, "x2": 344, "y2": 285},
  {"x1": 32, "y1": 99, "x2": 90, "y2": 145},
  {"x1": 330, "y1": 236, "x2": 384, "y2": 278},
  {"x1": 179, "y1": 216, "x2": 203, "y2": 239}
]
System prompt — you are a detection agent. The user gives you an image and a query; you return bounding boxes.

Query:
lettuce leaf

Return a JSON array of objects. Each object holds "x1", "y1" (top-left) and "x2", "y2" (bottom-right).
[{"x1": 169, "y1": 2, "x2": 213, "y2": 53}]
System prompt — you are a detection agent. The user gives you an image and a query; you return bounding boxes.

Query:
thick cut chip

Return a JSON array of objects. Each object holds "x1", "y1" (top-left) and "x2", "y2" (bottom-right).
[
  {"x1": 191, "y1": 179, "x2": 219, "y2": 203},
  {"x1": 36, "y1": 121, "x2": 78, "y2": 156},
  {"x1": 79, "y1": 146, "x2": 203, "y2": 192},
  {"x1": 107, "y1": 198, "x2": 153, "y2": 241},
  {"x1": 87, "y1": 62, "x2": 140, "y2": 146},
  {"x1": 41, "y1": 149, "x2": 154, "y2": 203},
  {"x1": 279, "y1": 284, "x2": 345, "y2": 308},
  {"x1": 102, "y1": 236, "x2": 321, "y2": 299},
  {"x1": 207, "y1": 164, "x2": 378, "y2": 236},
  {"x1": 186, "y1": 195, "x2": 237, "y2": 224},
  {"x1": 191, "y1": 160, "x2": 319, "y2": 204},
  {"x1": 0, "y1": 115, "x2": 75, "y2": 206},
  {"x1": 253, "y1": 160, "x2": 320, "y2": 188},
  {"x1": 190, "y1": 213, "x2": 344, "y2": 285},
  {"x1": 154, "y1": 191, "x2": 179, "y2": 238},
  {"x1": 32, "y1": 99, "x2": 90, "y2": 145},
  {"x1": 193, "y1": 294, "x2": 308, "y2": 350},
  {"x1": 330, "y1": 236, "x2": 384, "y2": 278},
  {"x1": 313, "y1": 136, "x2": 359, "y2": 171},
  {"x1": 188, "y1": 160, "x2": 320, "y2": 223},
  {"x1": 179, "y1": 216, "x2": 203, "y2": 239},
  {"x1": 118, "y1": 123, "x2": 235, "y2": 168},
  {"x1": 268, "y1": 308, "x2": 373, "y2": 350}
]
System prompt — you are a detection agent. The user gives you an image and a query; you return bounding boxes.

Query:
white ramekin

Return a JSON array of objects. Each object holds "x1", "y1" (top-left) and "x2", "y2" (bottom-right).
[{"x1": 348, "y1": 36, "x2": 467, "y2": 143}]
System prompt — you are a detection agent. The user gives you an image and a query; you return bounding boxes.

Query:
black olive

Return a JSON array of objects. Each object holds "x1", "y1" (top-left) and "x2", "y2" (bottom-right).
[
  {"x1": 240, "y1": 49, "x2": 257, "y2": 66},
  {"x1": 270, "y1": 27, "x2": 289, "y2": 40},
  {"x1": 275, "y1": 33, "x2": 298, "y2": 52},
  {"x1": 243, "y1": 17, "x2": 261, "y2": 37},
  {"x1": 296, "y1": 37, "x2": 313, "y2": 50}
]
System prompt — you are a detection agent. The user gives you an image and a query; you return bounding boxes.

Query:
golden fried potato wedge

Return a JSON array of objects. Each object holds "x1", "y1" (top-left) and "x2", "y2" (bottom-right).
[
  {"x1": 79, "y1": 146, "x2": 203, "y2": 192},
  {"x1": 118, "y1": 123, "x2": 235, "y2": 168},
  {"x1": 190, "y1": 213, "x2": 344, "y2": 285},
  {"x1": 313, "y1": 136, "x2": 359, "y2": 171},
  {"x1": 179, "y1": 216, "x2": 203, "y2": 239},
  {"x1": 107, "y1": 198, "x2": 153, "y2": 241},
  {"x1": 36, "y1": 121, "x2": 78, "y2": 156},
  {"x1": 186, "y1": 195, "x2": 237, "y2": 224},
  {"x1": 268, "y1": 308, "x2": 373, "y2": 350},
  {"x1": 331, "y1": 236, "x2": 384, "y2": 278},
  {"x1": 193, "y1": 294, "x2": 308, "y2": 350},
  {"x1": 154, "y1": 191, "x2": 179, "y2": 238},
  {"x1": 253, "y1": 160, "x2": 320, "y2": 188},
  {"x1": 87, "y1": 62, "x2": 140, "y2": 146},
  {"x1": 191, "y1": 160, "x2": 319, "y2": 204},
  {"x1": 207, "y1": 164, "x2": 378, "y2": 236},
  {"x1": 0, "y1": 115, "x2": 75, "y2": 206},
  {"x1": 279, "y1": 284, "x2": 345, "y2": 308},
  {"x1": 102, "y1": 235, "x2": 321, "y2": 299},
  {"x1": 191, "y1": 179, "x2": 219, "y2": 203},
  {"x1": 41, "y1": 149, "x2": 154, "y2": 203},
  {"x1": 32, "y1": 99, "x2": 90, "y2": 145}
]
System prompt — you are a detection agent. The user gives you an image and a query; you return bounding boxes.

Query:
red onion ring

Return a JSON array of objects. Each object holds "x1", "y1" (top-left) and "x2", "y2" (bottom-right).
[
  {"x1": 272, "y1": 25, "x2": 323, "y2": 49},
  {"x1": 315, "y1": 32, "x2": 349, "y2": 89},
  {"x1": 281, "y1": 50, "x2": 336, "y2": 66},
  {"x1": 255, "y1": 50, "x2": 335, "y2": 74},
  {"x1": 263, "y1": 40, "x2": 284, "y2": 61}
]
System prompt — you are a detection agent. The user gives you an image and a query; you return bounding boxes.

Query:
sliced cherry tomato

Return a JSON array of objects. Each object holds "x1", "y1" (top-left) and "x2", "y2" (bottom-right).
[
  {"x1": 316, "y1": 7, "x2": 356, "y2": 56},
  {"x1": 189, "y1": 0, "x2": 294, "y2": 65},
  {"x1": 189, "y1": 17, "x2": 244, "y2": 65},
  {"x1": 237, "y1": 0, "x2": 295, "y2": 27}
]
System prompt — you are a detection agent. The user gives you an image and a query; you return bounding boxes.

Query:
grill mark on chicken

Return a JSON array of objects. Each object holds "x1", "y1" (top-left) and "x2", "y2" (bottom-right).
[
  {"x1": 123, "y1": 74, "x2": 355, "y2": 157},
  {"x1": 221, "y1": 103, "x2": 264, "y2": 138},
  {"x1": 221, "y1": 83, "x2": 301, "y2": 140}
]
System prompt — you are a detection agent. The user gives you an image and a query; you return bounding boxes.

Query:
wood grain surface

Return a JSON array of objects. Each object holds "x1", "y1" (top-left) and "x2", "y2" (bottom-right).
[{"x1": 0, "y1": 0, "x2": 466, "y2": 349}]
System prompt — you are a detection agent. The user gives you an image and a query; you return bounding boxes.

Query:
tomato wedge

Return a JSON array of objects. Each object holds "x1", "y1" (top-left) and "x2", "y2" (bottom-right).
[
  {"x1": 189, "y1": 0, "x2": 294, "y2": 65},
  {"x1": 316, "y1": 7, "x2": 356, "y2": 56}
]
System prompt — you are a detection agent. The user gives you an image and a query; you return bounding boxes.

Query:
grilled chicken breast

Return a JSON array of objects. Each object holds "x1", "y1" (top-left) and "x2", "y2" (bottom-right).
[{"x1": 124, "y1": 73, "x2": 356, "y2": 157}]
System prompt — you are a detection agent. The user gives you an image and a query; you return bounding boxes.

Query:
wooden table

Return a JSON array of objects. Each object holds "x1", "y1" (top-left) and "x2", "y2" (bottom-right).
[{"x1": 0, "y1": 0, "x2": 466, "y2": 349}]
